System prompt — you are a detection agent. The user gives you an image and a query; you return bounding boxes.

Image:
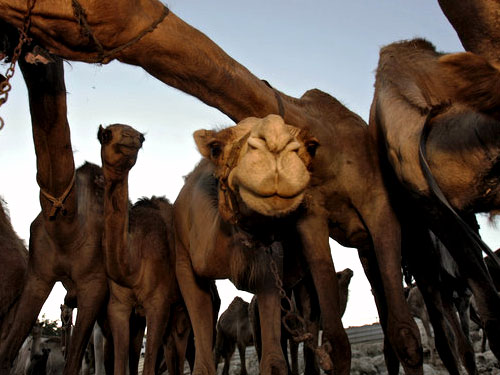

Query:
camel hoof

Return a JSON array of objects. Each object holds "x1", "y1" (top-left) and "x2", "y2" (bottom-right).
[{"x1": 395, "y1": 326, "x2": 423, "y2": 370}]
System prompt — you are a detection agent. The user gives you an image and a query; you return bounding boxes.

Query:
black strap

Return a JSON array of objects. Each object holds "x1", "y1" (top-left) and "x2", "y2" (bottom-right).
[{"x1": 418, "y1": 105, "x2": 500, "y2": 270}]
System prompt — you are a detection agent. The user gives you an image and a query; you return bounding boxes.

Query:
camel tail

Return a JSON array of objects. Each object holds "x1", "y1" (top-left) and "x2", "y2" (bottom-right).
[{"x1": 440, "y1": 52, "x2": 500, "y2": 115}]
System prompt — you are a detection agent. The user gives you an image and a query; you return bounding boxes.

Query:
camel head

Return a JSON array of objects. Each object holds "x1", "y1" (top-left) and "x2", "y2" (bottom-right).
[
  {"x1": 194, "y1": 114, "x2": 319, "y2": 222},
  {"x1": 98, "y1": 124, "x2": 145, "y2": 180}
]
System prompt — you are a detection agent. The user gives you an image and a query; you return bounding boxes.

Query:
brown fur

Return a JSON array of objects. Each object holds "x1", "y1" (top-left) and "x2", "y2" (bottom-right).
[
  {"x1": 438, "y1": 0, "x2": 500, "y2": 63},
  {"x1": 0, "y1": 198, "x2": 28, "y2": 327}
]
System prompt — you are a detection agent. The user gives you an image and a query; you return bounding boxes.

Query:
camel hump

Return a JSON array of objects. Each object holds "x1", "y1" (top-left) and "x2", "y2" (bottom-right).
[{"x1": 439, "y1": 52, "x2": 500, "y2": 116}]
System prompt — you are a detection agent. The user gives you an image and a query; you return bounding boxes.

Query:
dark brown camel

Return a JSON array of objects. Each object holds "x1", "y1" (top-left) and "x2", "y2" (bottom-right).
[
  {"x1": 215, "y1": 297, "x2": 253, "y2": 375},
  {"x1": 369, "y1": 38, "x2": 500, "y2": 374},
  {"x1": 99, "y1": 123, "x2": 189, "y2": 375},
  {"x1": 0, "y1": 50, "x2": 109, "y2": 375},
  {"x1": 0, "y1": 197, "x2": 28, "y2": 329},
  {"x1": 0, "y1": 3, "x2": 423, "y2": 373}
]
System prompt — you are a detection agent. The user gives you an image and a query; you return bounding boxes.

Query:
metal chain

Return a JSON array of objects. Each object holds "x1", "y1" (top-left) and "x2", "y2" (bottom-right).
[
  {"x1": 0, "y1": 0, "x2": 37, "y2": 130},
  {"x1": 268, "y1": 251, "x2": 334, "y2": 372}
]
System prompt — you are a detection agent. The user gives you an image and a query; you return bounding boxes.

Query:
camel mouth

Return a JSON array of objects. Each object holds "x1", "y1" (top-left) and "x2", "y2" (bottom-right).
[
  {"x1": 238, "y1": 186, "x2": 305, "y2": 216},
  {"x1": 117, "y1": 143, "x2": 142, "y2": 155}
]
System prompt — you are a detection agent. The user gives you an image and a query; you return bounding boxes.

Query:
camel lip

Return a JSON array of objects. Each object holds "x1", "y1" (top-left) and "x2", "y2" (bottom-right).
[
  {"x1": 238, "y1": 185, "x2": 305, "y2": 215},
  {"x1": 239, "y1": 187, "x2": 304, "y2": 201}
]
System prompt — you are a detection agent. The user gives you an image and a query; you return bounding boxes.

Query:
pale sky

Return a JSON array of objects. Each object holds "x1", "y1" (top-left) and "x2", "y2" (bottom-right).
[{"x1": 0, "y1": 0, "x2": 498, "y2": 328}]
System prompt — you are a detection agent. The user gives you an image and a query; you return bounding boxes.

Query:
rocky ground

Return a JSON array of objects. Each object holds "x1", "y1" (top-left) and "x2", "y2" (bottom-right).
[{"x1": 215, "y1": 320, "x2": 500, "y2": 375}]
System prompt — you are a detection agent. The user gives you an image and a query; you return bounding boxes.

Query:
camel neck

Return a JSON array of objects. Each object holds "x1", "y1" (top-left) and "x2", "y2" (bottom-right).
[
  {"x1": 19, "y1": 57, "x2": 77, "y2": 223},
  {"x1": 117, "y1": 11, "x2": 307, "y2": 126},
  {"x1": 103, "y1": 172, "x2": 132, "y2": 285}
]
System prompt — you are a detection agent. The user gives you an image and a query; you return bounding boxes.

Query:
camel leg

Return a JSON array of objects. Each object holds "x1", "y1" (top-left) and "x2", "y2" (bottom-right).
[
  {"x1": 357, "y1": 247, "x2": 400, "y2": 375},
  {"x1": 176, "y1": 247, "x2": 215, "y2": 375},
  {"x1": 92, "y1": 323, "x2": 106, "y2": 375},
  {"x1": 107, "y1": 296, "x2": 132, "y2": 375},
  {"x1": 362, "y1": 204, "x2": 423, "y2": 374},
  {"x1": 256, "y1": 290, "x2": 287, "y2": 375},
  {"x1": 297, "y1": 214, "x2": 350, "y2": 375},
  {"x1": 293, "y1": 278, "x2": 320, "y2": 375},
  {"x1": 429, "y1": 213, "x2": 500, "y2": 361},
  {"x1": 287, "y1": 338, "x2": 298, "y2": 375},
  {"x1": 165, "y1": 305, "x2": 191, "y2": 375},
  {"x1": 65, "y1": 283, "x2": 108, "y2": 375},
  {"x1": 237, "y1": 342, "x2": 247, "y2": 375},
  {"x1": 0, "y1": 273, "x2": 54, "y2": 374},
  {"x1": 440, "y1": 292, "x2": 476, "y2": 375},
  {"x1": 129, "y1": 314, "x2": 146, "y2": 375},
  {"x1": 221, "y1": 351, "x2": 232, "y2": 375},
  {"x1": 142, "y1": 302, "x2": 170, "y2": 375}
]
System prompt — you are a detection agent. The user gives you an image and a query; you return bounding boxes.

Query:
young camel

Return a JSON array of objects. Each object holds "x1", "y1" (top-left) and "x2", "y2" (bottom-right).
[
  {"x1": 0, "y1": 4, "x2": 423, "y2": 373},
  {"x1": 0, "y1": 54, "x2": 109, "y2": 375},
  {"x1": 98, "y1": 124, "x2": 189, "y2": 375}
]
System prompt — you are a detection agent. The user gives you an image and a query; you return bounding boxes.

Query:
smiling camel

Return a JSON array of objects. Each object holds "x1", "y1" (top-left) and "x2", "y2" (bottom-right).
[
  {"x1": 174, "y1": 114, "x2": 330, "y2": 375},
  {"x1": 0, "y1": 3, "x2": 423, "y2": 373}
]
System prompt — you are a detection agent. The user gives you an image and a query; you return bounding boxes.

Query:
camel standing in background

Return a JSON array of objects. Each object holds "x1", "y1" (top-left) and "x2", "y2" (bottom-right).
[
  {"x1": 215, "y1": 297, "x2": 253, "y2": 375},
  {"x1": 0, "y1": 3, "x2": 424, "y2": 373},
  {"x1": 0, "y1": 197, "x2": 28, "y2": 329},
  {"x1": 0, "y1": 52, "x2": 108, "y2": 375},
  {"x1": 99, "y1": 124, "x2": 189, "y2": 375}
]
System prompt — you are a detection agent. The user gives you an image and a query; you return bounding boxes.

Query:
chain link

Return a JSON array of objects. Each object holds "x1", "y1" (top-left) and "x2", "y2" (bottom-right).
[{"x1": 0, "y1": 0, "x2": 37, "y2": 130}]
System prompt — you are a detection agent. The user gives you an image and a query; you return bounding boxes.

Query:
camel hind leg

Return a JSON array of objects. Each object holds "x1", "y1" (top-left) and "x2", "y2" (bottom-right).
[{"x1": 142, "y1": 300, "x2": 170, "y2": 375}]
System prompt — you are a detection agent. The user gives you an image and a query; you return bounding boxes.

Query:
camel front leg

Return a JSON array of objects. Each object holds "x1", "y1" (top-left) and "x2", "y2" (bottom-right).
[
  {"x1": 176, "y1": 247, "x2": 215, "y2": 375},
  {"x1": 360, "y1": 197, "x2": 423, "y2": 374},
  {"x1": 65, "y1": 280, "x2": 108, "y2": 375},
  {"x1": 297, "y1": 213, "x2": 350, "y2": 375},
  {"x1": 107, "y1": 294, "x2": 132, "y2": 375},
  {"x1": 0, "y1": 272, "x2": 54, "y2": 375},
  {"x1": 255, "y1": 290, "x2": 287, "y2": 375}
]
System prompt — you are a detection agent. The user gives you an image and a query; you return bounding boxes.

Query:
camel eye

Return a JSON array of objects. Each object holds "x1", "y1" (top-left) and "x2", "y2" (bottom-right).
[
  {"x1": 306, "y1": 139, "x2": 319, "y2": 158},
  {"x1": 209, "y1": 141, "x2": 222, "y2": 159}
]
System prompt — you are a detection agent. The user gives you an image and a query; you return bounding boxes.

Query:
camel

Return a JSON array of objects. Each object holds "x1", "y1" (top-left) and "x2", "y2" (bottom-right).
[
  {"x1": 214, "y1": 297, "x2": 253, "y2": 375},
  {"x1": 59, "y1": 304, "x2": 73, "y2": 360},
  {"x1": 369, "y1": 38, "x2": 500, "y2": 374},
  {"x1": 0, "y1": 4, "x2": 424, "y2": 373},
  {"x1": 26, "y1": 348, "x2": 50, "y2": 375},
  {"x1": 0, "y1": 197, "x2": 28, "y2": 329},
  {"x1": 99, "y1": 124, "x2": 190, "y2": 375},
  {"x1": 0, "y1": 50, "x2": 109, "y2": 375}
]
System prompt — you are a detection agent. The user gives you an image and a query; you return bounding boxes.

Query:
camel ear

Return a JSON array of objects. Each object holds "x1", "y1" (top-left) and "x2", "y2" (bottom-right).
[
  {"x1": 97, "y1": 125, "x2": 112, "y2": 145},
  {"x1": 193, "y1": 129, "x2": 222, "y2": 160}
]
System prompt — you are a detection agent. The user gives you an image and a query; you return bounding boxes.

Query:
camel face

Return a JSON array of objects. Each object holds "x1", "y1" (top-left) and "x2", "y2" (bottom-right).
[
  {"x1": 98, "y1": 124, "x2": 145, "y2": 177},
  {"x1": 194, "y1": 114, "x2": 318, "y2": 217}
]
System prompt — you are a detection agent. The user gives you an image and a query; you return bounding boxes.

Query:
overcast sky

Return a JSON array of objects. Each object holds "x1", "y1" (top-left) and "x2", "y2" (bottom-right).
[{"x1": 1, "y1": 0, "x2": 498, "y2": 328}]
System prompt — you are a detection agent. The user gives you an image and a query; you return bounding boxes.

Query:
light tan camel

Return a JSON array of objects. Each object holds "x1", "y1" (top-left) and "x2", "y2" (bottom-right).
[
  {"x1": 99, "y1": 124, "x2": 189, "y2": 375},
  {"x1": 0, "y1": 197, "x2": 28, "y2": 329},
  {"x1": 0, "y1": 4, "x2": 423, "y2": 373},
  {"x1": 0, "y1": 54, "x2": 108, "y2": 375},
  {"x1": 369, "y1": 38, "x2": 500, "y2": 374}
]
